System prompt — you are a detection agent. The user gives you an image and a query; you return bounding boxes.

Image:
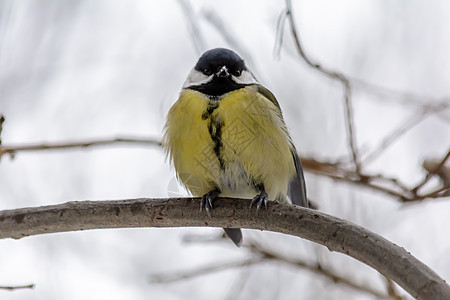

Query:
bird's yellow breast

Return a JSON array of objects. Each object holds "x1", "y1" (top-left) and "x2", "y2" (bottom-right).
[{"x1": 163, "y1": 85, "x2": 295, "y2": 201}]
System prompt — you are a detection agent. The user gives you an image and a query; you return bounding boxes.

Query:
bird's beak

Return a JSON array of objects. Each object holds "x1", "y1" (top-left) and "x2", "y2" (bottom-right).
[{"x1": 216, "y1": 66, "x2": 230, "y2": 78}]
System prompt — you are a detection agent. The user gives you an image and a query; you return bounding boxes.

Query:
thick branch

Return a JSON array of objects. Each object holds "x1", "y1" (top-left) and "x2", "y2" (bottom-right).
[{"x1": 0, "y1": 198, "x2": 448, "y2": 299}]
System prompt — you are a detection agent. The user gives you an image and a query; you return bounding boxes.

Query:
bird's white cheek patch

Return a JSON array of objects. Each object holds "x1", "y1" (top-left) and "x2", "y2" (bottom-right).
[
  {"x1": 183, "y1": 69, "x2": 213, "y2": 88},
  {"x1": 231, "y1": 70, "x2": 258, "y2": 85}
]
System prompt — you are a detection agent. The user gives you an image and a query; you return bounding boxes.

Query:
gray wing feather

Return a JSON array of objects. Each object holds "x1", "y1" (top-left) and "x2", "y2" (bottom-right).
[{"x1": 288, "y1": 149, "x2": 309, "y2": 207}]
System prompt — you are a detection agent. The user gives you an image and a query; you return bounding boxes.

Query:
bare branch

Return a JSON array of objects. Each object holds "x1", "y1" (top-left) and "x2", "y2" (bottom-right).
[
  {"x1": 0, "y1": 284, "x2": 34, "y2": 291},
  {"x1": 225, "y1": 267, "x2": 253, "y2": 300},
  {"x1": 281, "y1": 1, "x2": 450, "y2": 173},
  {"x1": 177, "y1": 0, "x2": 206, "y2": 55},
  {"x1": 302, "y1": 157, "x2": 450, "y2": 202},
  {"x1": 362, "y1": 104, "x2": 448, "y2": 165},
  {"x1": 148, "y1": 257, "x2": 264, "y2": 283},
  {"x1": 201, "y1": 9, "x2": 261, "y2": 78},
  {"x1": 423, "y1": 158, "x2": 450, "y2": 187},
  {"x1": 0, "y1": 115, "x2": 5, "y2": 146},
  {"x1": 384, "y1": 277, "x2": 405, "y2": 300},
  {"x1": 246, "y1": 241, "x2": 397, "y2": 299},
  {"x1": 352, "y1": 78, "x2": 450, "y2": 111},
  {"x1": 284, "y1": 0, "x2": 361, "y2": 172},
  {"x1": 301, "y1": 158, "x2": 411, "y2": 199},
  {"x1": 0, "y1": 198, "x2": 449, "y2": 299},
  {"x1": 273, "y1": 9, "x2": 289, "y2": 60},
  {"x1": 413, "y1": 150, "x2": 450, "y2": 194},
  {"x1": 0, "y1": 136, "x2": 161, "y2": 159},
  {"x1": 149, "y1": 237, "x2": 395, "y2": 299},
  {"x1": 0, "y1": 137, "x2": 447, "y2": 201}
]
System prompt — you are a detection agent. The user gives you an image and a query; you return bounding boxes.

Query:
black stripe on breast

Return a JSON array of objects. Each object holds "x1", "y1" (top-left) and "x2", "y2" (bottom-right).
[
  {"x1": 202, "y1": 99, "x2": 219, "y2": 120},
  {"x1": 202, "y1": 100, "x2": 225, "y2": 170},
  {"x1": 208, "y1": 114, "x2": 225, "y2": 170}
]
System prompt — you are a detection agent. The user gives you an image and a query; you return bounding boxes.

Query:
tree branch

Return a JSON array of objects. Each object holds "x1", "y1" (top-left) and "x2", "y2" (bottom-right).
[
  {"x1": 152, "y1": 234, "x2": 397, "y2": 298},
  {"x1": 0, "y1": 284, "x2": 34, "y2": 291},
  {"x1": 1, "y1": 136, "x2": 447, "y2": 202},
  {"x1": 148, "y1": 257, "x2": 265, "y2": 283},
  {"x1": 361, "y1": 104, "x2": 448, "y2": 165},
  {"x1": 201, "y1": 9, "x2": 259, "y2": 76},
  {"x1": 149, "y1": 248, "x2": 394, "y2": 299},
  {"x1": 247, "y1": 241, "x2": 398, "y2": 299},
  {"x1": 0, "y1": 136, "x2": 161, "y2": 159},
  {"x1": 0, "y1": 115, "x2": 5, "y2": 146},
  {"x1": 177, "y1": 0, "x2": 206, "y2": 56},
  {"x1": 413, "y1": 150, "x2": 450, "y2": 194},
  {"x1": 284, "y1": 0, "x2": 361, "y2": 172},
  {"x1": 0, "y1": 198, "x2": 449, "y2": 299}
]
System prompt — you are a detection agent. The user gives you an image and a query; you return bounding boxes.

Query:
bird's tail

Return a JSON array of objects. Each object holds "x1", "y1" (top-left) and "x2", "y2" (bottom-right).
[{"x1": 223, "y1": 228, "x2": 242, "y2": 247}]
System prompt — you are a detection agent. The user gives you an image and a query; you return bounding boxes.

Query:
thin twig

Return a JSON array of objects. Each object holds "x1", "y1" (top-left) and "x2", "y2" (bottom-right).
[
  {"x1": 273, "y1": 9, "x2": 289, "y2": 60},
  {"x1": 300, "y1": 158, "x2": 412, "y2": 200},
  {"x1": 1, "y1": 137, "x2": 447, "y2": 201},
  {"x1": 352, "y1": 78, "x2": 450, "y2": 110},
  {"x1": 0, "y1": 136, "x2": 161, "y2": 159},
  {"x1": 177, "y1": 0, "x2": 206, "y2": 55},
  {"x1": 283, "y1": 0, "x2": 361, "y2": 172},
  {"x1": 0, "y1": 115, "x2": 5, "y2": 145},
  {"x1": 201, "y1": 9, "x2": 261, "y2": 79},
  {"x1": 423, "y1": 158, "x2": 450, "y2": 186},
  {"x1": 414, "y1": 185, "x2": 450, "y2": 200},
  {"x1": 362, "y1": 103, "x2": 448, "y2": 164},
  {"x1": 384, "y1": 277, "x2": 404, "y2": 300},
  {"x1": 412, "y1": 150, "x2": 450, "y2": 194},
  {"x1": 248, "y1": 241, "x2": 397, "y2": 299},
  {"x1": 0, "y1": 284, "x2": 34, "y2": 291},
  {"x1": 160, "y1": 233, "x2": 401, "y2": 299},
  {"x1": 148, "y1": 258, "x2": 264, "y2": 283},
  {"x1": 225, "y1": 267, "x2": 252, "y2": 300}
]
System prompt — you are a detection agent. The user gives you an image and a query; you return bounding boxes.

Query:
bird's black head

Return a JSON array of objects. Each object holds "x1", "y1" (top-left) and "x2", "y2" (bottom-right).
[
  {"x1": 195, "y1": 48, "x2": 247, "y2": 78},
  {"x1": 183, "y1": 48, "x2": 257, "y2": 96}
]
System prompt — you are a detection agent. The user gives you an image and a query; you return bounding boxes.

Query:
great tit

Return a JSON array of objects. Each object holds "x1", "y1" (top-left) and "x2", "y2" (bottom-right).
[{"x1": 163, "y1": 48, "x2": 308, "y2": 246}]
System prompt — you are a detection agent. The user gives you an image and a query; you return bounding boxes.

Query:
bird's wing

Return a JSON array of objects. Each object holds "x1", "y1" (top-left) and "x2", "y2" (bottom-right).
[
  {"x1": 255, "y1": 84, "x2": 309, "y2": 207},
  {"x1": 288, "y1": 149, "x2": 309, "y2": 207},
  {"x1": 255, "y1": 84, "x2": 281, "y2": 110}
]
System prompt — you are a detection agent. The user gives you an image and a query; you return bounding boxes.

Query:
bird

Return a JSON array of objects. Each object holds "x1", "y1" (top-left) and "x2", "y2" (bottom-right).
[{"x1": 163, "y1": 48, "x2": 308, "y2": 247}]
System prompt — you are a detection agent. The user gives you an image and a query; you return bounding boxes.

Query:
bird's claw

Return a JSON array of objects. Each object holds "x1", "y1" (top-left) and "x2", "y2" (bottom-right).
[
  {"x1": 250, "y1": 191, "x2": 268, "y2": 211},
  {"x1": 200, "y1": 190, "x2": 219, "y2": 217}
]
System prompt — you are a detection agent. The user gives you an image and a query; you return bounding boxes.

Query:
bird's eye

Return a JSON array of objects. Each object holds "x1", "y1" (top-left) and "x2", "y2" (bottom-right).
[
  {"x1": 203, "y1": 68, "x2": 212, "y2": 75},
  {"x1": 233, "y1": 69, "x2": 242, "y2": 76}
]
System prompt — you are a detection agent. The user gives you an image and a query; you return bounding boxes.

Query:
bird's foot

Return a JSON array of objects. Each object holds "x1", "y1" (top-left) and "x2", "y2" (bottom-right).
[
  {"x1": 250, "y1": 191, "x2": 268, "y2": 211},
  {"x1": 200, "y1": 189, "x2": 220, "y2": 217}
]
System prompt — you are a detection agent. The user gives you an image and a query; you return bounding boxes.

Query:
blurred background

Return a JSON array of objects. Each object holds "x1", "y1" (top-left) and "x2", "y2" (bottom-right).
[{"x1": 0, "y1": 0, "x2": 449, "y2": 299}]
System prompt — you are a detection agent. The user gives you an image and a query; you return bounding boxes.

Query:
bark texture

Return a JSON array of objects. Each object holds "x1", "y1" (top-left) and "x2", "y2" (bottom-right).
[{"x1": 0, "y1": 197, "x2": 448, "y2": 299}]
